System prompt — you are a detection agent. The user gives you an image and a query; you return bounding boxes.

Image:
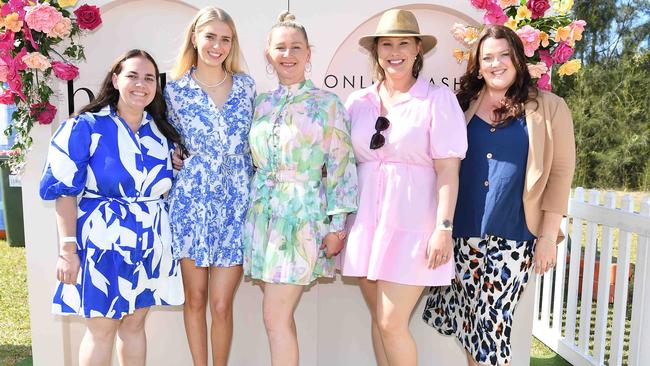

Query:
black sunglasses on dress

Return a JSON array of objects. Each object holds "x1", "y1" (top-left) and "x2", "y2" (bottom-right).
[{"x1": 370, "y1": 116, "x2": 390, "y2": 150}]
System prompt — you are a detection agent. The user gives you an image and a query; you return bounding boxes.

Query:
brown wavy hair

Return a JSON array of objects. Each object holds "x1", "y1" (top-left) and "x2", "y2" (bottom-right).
[
  {"x1": 78, "y1": 49, "x2": 181, "y2": 145},
  {"x1": 456, "y1": 25, "x2": 538, "y2": 125}
]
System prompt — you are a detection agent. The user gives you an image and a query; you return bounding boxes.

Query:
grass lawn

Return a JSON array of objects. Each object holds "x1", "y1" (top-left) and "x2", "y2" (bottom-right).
[
  {"x1": 0, "y1": 240, "x2": 32, "y2": 366},
  {"x1": 0, "y1": 240, "x2": 572, "y2": 366},
  {"x1": 531, "y1": 338, "x2": 572, "y2": 366}
]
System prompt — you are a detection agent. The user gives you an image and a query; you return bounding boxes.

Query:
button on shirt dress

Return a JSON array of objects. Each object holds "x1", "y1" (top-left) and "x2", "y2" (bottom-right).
[{"x1": 340, "y1": 78, "x2": 468, "y2": 286}]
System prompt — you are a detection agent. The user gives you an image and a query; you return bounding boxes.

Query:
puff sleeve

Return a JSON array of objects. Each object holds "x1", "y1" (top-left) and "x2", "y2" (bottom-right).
[
  {"x1": 39, "y1": 115, "x2": 92, "y2": 200},
  {"x1": 429, "y1": 87, "x2": 468, "y2": 160}
]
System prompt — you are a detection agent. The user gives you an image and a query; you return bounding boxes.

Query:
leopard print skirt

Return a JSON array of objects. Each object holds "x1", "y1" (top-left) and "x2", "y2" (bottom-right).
[{"x1": 422, "y1": 236, "x2": 535, "y2": 366}]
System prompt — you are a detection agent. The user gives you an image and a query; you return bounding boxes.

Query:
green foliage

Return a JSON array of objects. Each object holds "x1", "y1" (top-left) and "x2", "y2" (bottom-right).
[
  {"x1": 559, "y1": 51, "x2": 650, "y2": 190},
  {"x1": 572, "y1": 0, "x2": 650, "y2": 63}
]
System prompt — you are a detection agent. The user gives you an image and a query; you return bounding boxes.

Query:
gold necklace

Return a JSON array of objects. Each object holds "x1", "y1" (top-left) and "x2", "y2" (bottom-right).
[{"x1": 193, "y1": 70, "x2": 229, "y2": 88}]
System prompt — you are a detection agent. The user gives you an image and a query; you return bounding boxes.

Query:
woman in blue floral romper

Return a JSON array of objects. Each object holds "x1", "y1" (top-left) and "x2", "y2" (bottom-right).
[
  {"x1": 40, "y1": 49, "x2": 183, "y2": 366},
  {"x1": 164, "y1": 7, "x2": 255, "y2": 366}
]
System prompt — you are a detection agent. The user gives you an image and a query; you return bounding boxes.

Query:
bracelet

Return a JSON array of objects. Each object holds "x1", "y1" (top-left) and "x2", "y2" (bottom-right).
[
  {"x1": 538, "y1": 236, "x2": 555, "y2": 245},
  {"x1": 60, "y1": 236, "x2": 77, "y2": 244}
]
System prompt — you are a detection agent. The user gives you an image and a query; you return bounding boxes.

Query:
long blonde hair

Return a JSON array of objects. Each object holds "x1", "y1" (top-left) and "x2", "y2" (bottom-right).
[{"x1": 170, "y1": 7, "x2": 243, "y2": 80}]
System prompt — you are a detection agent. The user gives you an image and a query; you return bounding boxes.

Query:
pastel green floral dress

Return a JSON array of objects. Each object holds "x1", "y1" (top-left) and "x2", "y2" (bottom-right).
[{"x1": 243, "y1": 80, "x2": 358, "y2": 285}]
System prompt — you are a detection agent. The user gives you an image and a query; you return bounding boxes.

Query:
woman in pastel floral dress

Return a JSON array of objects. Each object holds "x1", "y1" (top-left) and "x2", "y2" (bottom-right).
[
  {"x1": 164, "y1": 7, "x2": 255, "y2": 366},
  {"x1": 243, "y1": 11, "x2": 358, "y2": 366}
]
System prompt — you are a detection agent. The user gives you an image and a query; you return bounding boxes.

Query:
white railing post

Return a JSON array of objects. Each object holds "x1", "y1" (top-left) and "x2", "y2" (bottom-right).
[
  {"x1": 552, "y1": 215, "x2": 570, "y2": 333},
  {"x1": 564, "y1": 187, "x2": 584, "y2": 345},
  {"x1": 629, "y1": 197, "x2": 650, "y2": 366},
  {"x1": 578, "y1": 189, "x2": 600, "y2": 354},
  {"x1": 593, "y1": 192, "x2": 616, "y2": 363},
  {"x1": 609, "y1": 194, "x2": 634, "y2": 366}
]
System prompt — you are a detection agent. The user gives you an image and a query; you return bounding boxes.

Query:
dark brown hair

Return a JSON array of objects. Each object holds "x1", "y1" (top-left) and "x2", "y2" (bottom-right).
[
  {"x1": 370, "y1": 37, "x2": 424, "y2": 81},
  {"x1": 456, "y1": 25, "x2": 538, "y2": 125},
  {"x1": 78, "y1": 49, "x2": 181, "y2": 145}
]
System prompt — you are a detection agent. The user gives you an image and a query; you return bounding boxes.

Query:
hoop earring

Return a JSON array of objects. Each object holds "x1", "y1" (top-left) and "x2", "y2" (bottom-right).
[
  {"x1": 305, "y1": 61, "x2": 312, "y2": 73},
  {"x1": 266, "y1": 63, "x2": 275, "y2": 75}
]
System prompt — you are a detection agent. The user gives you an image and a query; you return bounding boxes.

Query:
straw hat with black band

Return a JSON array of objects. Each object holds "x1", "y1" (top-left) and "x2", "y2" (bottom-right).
[{"x1": 359, "y1": 9, "x2": 437, "y2": 54}]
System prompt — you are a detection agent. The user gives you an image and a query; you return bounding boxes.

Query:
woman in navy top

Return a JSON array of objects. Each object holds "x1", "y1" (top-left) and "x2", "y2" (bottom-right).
[
  {"x1": 423, "y1": 26, "x2": 575, "y2": 366},
  {"x1": 40, "y1": 49, "x2": 184, "y2": 366}
]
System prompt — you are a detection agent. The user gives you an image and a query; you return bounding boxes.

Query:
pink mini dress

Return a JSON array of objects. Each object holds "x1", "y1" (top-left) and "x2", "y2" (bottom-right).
[{"x1": 340, "y1": 78, "x2": 467, "y2": 286}]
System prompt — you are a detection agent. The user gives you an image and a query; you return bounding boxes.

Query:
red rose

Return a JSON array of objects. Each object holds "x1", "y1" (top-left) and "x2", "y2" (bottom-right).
[
  {"x1": 30, "y1": 102, "x2": 57, "y2": 124},
  {"x1": 51, "y1": 61, "x2": 79, "y2": 80},
  {"x1": 0, "y1": 90, "x2": 17, "y2": 105},
  {"x1": 526, "y1": 0, "x2": 551, "y2": 19},
  {"x1": 74, "y1": 4, "x2": 102, "y2": 31}
]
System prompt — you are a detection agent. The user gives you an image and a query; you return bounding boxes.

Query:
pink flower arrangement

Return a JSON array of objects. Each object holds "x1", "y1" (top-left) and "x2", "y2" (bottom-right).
[
  {"x1": 516, "y1": 25, "x2": 541, "y2": 57},
  {"x1": 0, "y1": 0, "x2": 102, "y2": 172},
  {"x1": 29, "y1": 102, "x2": 57, "y2": 125},
  {"x1": 74, "y1": 4, "x2": 101, "y2": 30},
  {"x1": 451, "y1": 0, "x2": 586, "y2": 91},
  {"x1": 22, "y1": 52, "x2": 51, "y2": 71},
  {"x1": 552, "y1": 42, "x2": 574, "y2": 64},
  {"x1": 24, "y1": 3, "x2": 63, "y2": 34},
  {"x1": 51, "y1": 61, "x2": 79, "y2": 81},
  {"x1": 526, "y1": 0, "x2": 551, "y2": 19},
  {"x1": 484, "y1": 2, "x2": 508, "y2": 25}
]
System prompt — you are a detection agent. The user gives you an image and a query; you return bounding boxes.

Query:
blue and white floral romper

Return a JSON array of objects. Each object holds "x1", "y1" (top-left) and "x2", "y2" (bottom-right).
[{"x1": 164, "y1": 71, "x2": 256, "y2": 267}]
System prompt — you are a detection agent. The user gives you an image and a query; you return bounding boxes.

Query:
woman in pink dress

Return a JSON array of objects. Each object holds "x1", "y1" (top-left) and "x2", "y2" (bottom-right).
[{"x1": 340, "y1": 9, "x2": 467, "y2": 365}]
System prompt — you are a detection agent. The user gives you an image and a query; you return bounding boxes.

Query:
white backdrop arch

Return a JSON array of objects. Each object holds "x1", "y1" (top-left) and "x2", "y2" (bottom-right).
[{"x1": 22, "y1": 1, "x2": 536, "y2": 364}]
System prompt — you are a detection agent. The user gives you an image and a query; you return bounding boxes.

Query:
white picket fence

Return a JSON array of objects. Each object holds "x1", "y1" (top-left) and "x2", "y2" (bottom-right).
[{"x1": 532, "y1": 188, "x2": 650, "y2": 366}]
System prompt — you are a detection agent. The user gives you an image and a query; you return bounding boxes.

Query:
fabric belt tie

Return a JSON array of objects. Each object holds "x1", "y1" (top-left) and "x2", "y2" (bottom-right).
[{"x1": 82, "y1": 192, "x2": 163, "y2": 263}]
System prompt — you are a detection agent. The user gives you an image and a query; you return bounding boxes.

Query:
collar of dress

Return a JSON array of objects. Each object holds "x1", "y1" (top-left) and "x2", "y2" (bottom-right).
[{"x1": 272, "y1": 79, "x2": 314, "y2": 98}]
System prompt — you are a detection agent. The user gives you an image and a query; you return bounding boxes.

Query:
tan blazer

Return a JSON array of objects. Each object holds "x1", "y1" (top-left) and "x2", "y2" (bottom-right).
[{"x1": 464, "y1": 90, "x2": 576, "y2": 242}]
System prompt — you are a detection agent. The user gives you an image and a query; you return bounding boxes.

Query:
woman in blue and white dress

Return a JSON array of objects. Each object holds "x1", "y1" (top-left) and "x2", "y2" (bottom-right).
[
  {"x1": 164, "y1": 7, "x2": 255, "y2": 366},
  {"x1": 40, "y1": 49, "x2": 183, "y2": 366}
]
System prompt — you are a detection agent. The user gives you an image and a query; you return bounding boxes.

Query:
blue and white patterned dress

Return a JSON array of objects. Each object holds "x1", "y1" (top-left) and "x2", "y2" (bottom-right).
[
  {"x1": 164, "y1": 70, "x2": 256, "y2": 267},
  {"x1": 40, "y1": 106, "x2": 184, "y2": 319}
]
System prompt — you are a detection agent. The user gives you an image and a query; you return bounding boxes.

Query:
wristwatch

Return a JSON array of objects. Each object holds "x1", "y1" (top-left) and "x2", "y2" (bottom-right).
[{"x1": 436, "y1": 219, "x2": 453, "y2": 231}]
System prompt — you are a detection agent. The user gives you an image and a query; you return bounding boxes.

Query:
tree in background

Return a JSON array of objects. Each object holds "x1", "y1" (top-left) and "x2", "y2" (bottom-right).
[{"x1": 555, "y1": 0, "x2": 650, "y2": 190}]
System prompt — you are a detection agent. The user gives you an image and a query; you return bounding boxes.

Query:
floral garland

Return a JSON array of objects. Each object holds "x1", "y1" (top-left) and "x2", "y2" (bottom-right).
[
  {"x1": 0, "y1": 0, "x2": 101, "y2": 173},
  {"x1": 451, "y1": 0, "x2": 585, "y2": 91}
]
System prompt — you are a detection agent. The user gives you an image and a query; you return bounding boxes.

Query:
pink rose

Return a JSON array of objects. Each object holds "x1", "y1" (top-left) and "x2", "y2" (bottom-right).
[
  {"x1": 25, "y1": 3, "x2": 63, "y2": 34},
  {"x1": 1, "y1": 0, "x2": 29, "y2": 18},
  {"x1": 49, "y1": 17, "x2": 72, "y2": 38},
  {"x1": 74, "y1": 4, "x2": 102, "y2": 31},
  {"x1": 0, "y1": 89, "x2": 16, "y2": 105},
  {"x1": 0, "y1": 58, "x2": 8, "y2": 82},
  {"x1": 22, "y1": 52, "x2": 51, "y2": 71},
  {"x1": 0, "y1": 31, "x2": 15, "y2": 57},
  {"x1": 538, "y1": 49, "x2": 553, "y2": 68},
  {"x1": 30, "y1": 102, "x2": 57, "y2": 125},
  {"x1": 527, "y1": 62, "x2": 548, "y2": 78},
  {"x1": 526, "y1": 0, "x2": 551, "y2": 19},
  {"x1": 484, "y1": 2, "x2": 508, "y2": 25},
  {"x1": 552, "y1": 42, "x2": 574, "y2": 64},
  {"x1": 516, "y1": 25, "x2": 541, "y2": 57},
  {"x1": 471, "y1": 0, "x2": 492, "y2": 9},
  {"x1": 51, "y1": 61, "x2": 79, "y2": 80},
  {"x1": 537, "y1": 73, "x2": 551, "y2": 91}
]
